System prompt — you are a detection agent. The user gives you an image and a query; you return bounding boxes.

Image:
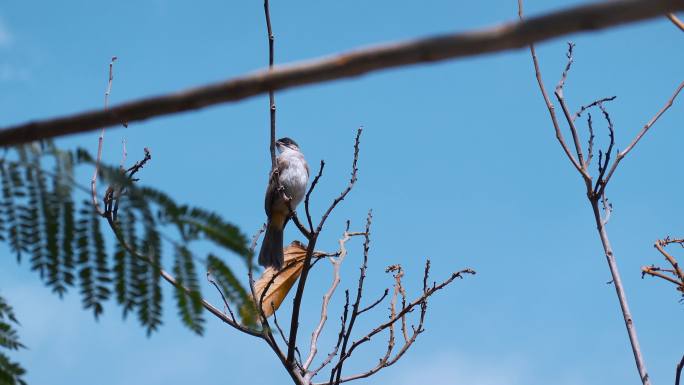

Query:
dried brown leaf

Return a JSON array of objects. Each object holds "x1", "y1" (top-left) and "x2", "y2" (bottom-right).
[{"x1": 254, "y1": 241, "x2": 307, "y2": 317}]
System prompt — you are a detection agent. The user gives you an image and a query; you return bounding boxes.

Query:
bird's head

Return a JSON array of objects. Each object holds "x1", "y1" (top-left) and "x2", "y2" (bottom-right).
[{"x1": 276, "y1": 137, "x2": 301, "y2": 153}]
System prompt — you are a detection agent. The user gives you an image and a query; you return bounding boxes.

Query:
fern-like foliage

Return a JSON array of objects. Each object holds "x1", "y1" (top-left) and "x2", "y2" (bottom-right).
[
  {"x1": 173, "y1": 246, "x2": 204, "y2": 335},
  {"x1": 1, "y1": 142, "x2": 255, "y2": 343},
  {"x1": 0, "y1": 295, "x2": 26, "y2": 385}
]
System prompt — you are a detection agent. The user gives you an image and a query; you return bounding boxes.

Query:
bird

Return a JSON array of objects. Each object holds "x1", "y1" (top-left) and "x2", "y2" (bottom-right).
[{"x1": 258, "y1": 137, "x2": 309, "y2": 269}]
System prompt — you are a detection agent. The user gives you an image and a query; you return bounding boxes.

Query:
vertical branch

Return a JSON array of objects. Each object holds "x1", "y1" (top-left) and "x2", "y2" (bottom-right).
[
  {"x1": 554, "y1": 42, "x2": 586, "y2": 169},
  {"x1": 589, "y1": 200, "x2": 649, "y2": 384},
  {"x1": 594, "y1": 102, "x2": 615, "y2": 196},
  {"x1": 264, "y1": 0, "x2": 277, "y2": 169},
  {"x1": 585, "y1": 112, "x2": 595, "y2": 168},
  {"x1": 303, "y1": 227, "x2": 364, "y2": 374},
  {"x1": 516, "y1": 2, "x2": 672, "y2": 384},
  {"x1": 91, "y1": 56, "x2": 118, "y2": 216},
  {"x1": 286, "y1": 129, "x2": 362, "y2": 366},
  {"x1": 516, "y1": 1, "x2": 589, "y2": 182},
  {"x1": 331, "y1": 210, "x2": 372, "y2": 385}
]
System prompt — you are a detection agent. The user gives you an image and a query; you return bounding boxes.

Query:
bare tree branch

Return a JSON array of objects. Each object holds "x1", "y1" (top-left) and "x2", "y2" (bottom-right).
[
  {"x1": 286, "y1": 129, "x2": 362, "y2": 365},
  {"x1": 305, "y1": 160, "x2": 325, "y2": 233},
  {"x1": 206, "y1": 271, "x2": 238, "y2": 323},
  {"x1": 91, "y1": 56, "x2": 118, "y2": 217},
  {"x1": 357, "y1": 288, "x2": 389, "y2": 316},
  {"x1": 265, "y1": 0, "x2": 277, "y2": 170},
  {"x1": 668, "y1": 12, "x2": 684, "y2": 31},
  {"x1": 516, "y1": 2, "x2": 590, "y2": 182},
  {"x1": 642, "y1": 237, "x2": 684, "y2": 294},
  {"x1": 573, "y1": 96, "x2": 617, "y2": 121},
  {"x1": 331, "y1": 210, "x2": 373, "y2": 385},
  {"x1": 554, "y1": 42, "x2": 586, "y2": 169},
  {"x1": 303, "y1": 227, "x2": 364, "y2": 373},
  {"x1": 2, "y1": 0, "x2": 683, "y2": 146},
  {"x1": 600, "y1": 81, "x2": 684, "y2": 189},
  {"x1": 517, "y1": 1, "x2": 678, "y2": 383},
  {"x1": 309, "y1": 290, "x2": 350, "y2": 380},
  {"x1": 317, "y1": 265, "x2": 476, "y2": 385}
]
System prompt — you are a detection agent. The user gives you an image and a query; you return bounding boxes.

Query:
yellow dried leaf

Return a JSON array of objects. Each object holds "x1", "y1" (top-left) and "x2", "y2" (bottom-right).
[{"x1": 254, "y1": 240, "x2": 307, "y2": 317}]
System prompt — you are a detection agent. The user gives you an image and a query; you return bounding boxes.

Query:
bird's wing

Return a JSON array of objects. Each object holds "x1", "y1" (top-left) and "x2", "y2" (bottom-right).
[{"x1": 264, "y1": 157, "x2": 289, "y2": 217}]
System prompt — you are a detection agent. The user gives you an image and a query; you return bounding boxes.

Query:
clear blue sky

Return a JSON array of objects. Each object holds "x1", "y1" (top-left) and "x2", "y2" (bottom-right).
[{"x1": 1, "y1": 1, "x2": 683, "y2": 384}]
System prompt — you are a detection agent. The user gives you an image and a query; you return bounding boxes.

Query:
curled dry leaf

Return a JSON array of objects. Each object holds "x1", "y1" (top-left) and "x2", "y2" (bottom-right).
[{"x1": 254, "y1": 240, "x2": 308, "y2": 317}]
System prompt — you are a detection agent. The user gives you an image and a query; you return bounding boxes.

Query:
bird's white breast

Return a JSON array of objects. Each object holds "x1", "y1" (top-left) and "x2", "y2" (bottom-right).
[{"x1": 279, "y1": 150, "x2": 308, "y2": 207}]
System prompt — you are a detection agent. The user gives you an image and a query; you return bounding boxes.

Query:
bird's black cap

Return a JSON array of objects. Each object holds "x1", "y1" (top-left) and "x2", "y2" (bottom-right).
[{"x1": 276, "y1": 137, "x2": 299, "y2": 148}]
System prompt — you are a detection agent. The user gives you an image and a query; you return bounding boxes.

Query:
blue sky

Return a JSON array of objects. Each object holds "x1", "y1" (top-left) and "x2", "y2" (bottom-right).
[{"x1": 1, "y1": 1, "x2": 683, "y2": 385}]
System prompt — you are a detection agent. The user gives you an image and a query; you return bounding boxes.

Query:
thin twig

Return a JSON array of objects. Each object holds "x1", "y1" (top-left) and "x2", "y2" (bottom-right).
[
  {"x1": 594, "y1": 102, "x2": 615, "y2": 196},
  {"x1": 642, "y1": 237, "x2": 684, "y2": 293},
  {"x1": 641, "y1": 266, "x2": 681, "y2": 286},
  {"x1": 265, "y1": 0, "x2": 277, "y2": 170},
  {"x1": 600, "y1": 192, "x2": 612, "y2": 226},
  {"x1": 586, "y1": 112, "x2": 595, "y2": 168},
  {"x1": 305, "y1": 160, "x2": 325, "y2": 233},
  {"x1": 286, "y1": 130, "x2": 362, "y2": 365},
  {"x1": 675, "y1": 354, "x2": 684, "y2": 385},
  {"x1": 601, "y1": 81, "x2": 684, "y2": 188},
  {"x1": 272, "y1": 303, "x2": 290, "y2": 347},
  {"x1": 573, "y1": 96, "x2": 617, "y2": 121},
  {"x1": 554, "y1": 42, "x2": 586, "y2": 169},
  {"x1": 318, "y1": 266, "x2": 476, "y2": 385},
  {"x1": 207, "y1": 271, "x2": 237, "y2": 323},
  {"x1": 2, "y1": 0, "x2": 683, "y2": 145},
  {"x1": 338, "y1": 263, "x2": 425, "y2": 384},
  {"x1": 357, "y1": 288, "x2": 390, "y2": 316},
  {"x1": 310, "y1": 290, "x2": 350, "y2": 379},
  {"x1": 655, "y1": 238, "x2": 684, "y2": 281},
  {"x1": 91, "y1": 57, "x2": 118, "y2": 216},
  {"x1": 517, "y1": 1, "x2": 589, "y2": 182},
  {"x1": 303, "y1": 227, "x2": 363, "y2": 372},
  {"x1": 315, "y1": 129, "x2": 361, "y2": 235},
  {"x1": 331, "y1": 210, "x2": 372, "y2": 385}
]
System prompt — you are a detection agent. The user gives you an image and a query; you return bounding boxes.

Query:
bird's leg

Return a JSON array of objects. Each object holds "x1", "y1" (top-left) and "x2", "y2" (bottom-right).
[{"x1": 277, "y1": 184, "x2": 292, "y2": 203}]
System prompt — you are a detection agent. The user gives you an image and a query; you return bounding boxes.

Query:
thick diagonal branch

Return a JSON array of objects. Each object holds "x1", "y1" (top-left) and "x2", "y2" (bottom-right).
[{"x1": 2, "y1": 0, "x2": 683, "y2": 145}]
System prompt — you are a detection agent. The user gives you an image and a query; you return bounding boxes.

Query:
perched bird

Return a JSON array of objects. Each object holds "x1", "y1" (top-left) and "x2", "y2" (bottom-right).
[{"x1": 258, "y1": 137, "x2": 309, "y2": 269}]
